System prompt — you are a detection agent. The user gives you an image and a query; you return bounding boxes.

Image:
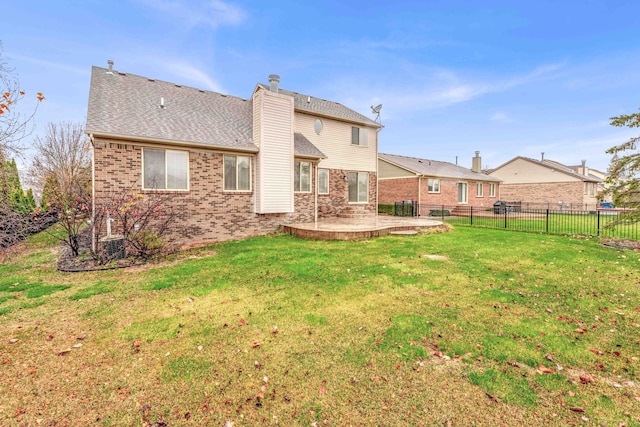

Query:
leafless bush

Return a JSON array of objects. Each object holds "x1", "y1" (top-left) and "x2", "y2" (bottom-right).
[{"x1": 92, "y1": 189, "x2": 180, "y2": 263}]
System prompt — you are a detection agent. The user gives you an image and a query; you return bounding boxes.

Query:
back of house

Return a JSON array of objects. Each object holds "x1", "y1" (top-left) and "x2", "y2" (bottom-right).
[{"x1": 86, "y1": 62, "x2": 381, "y2": 247}]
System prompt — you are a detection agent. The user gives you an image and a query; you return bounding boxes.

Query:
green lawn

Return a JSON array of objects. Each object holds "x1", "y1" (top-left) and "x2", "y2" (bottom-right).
[{"x1": 0, "y1": 226, "x2": 639, "y2": 426}]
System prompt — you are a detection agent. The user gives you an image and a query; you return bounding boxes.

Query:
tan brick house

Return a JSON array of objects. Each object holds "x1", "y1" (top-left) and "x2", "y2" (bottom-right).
[
  {"x1": 378, "y1": 151, "x2": 501, "y2": 214},
  {"x1": 86, "y1": 62, "x2": 381, "y2": 245},
  {"x1": 487, "y1": 156, "x2": 602, "y2": 209}
]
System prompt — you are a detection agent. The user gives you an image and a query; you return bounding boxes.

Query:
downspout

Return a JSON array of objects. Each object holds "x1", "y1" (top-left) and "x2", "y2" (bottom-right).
[
  {"x1": 418, "y1": 175, "x2": 422, "y2": 217},
  {"x1": 89, "y1": 134, "x2": 96, "y2": 253},
  {"x1": 314, "y1": 163, "x2": 318, "y2": 229}
]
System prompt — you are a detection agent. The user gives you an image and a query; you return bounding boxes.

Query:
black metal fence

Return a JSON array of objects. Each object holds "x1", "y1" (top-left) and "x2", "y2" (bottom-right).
[{"x1": 391, "y1": 201, "x2": 639, "y2": 240}]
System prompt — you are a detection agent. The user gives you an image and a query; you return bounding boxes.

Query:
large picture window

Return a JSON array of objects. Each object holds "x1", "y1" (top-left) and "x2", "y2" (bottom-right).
[
  {"x1": 318, "y1": 168, "x2": 329, "y2": 194},
  {"x1": 348, "y1": 172, "x2": 368, "y2": 203},
  {"x1": 224, "y1": 155, "x2": 251, "y2": 191},
  {"x1": 294, "y1": 160, "x2": 311, "y2": 192},
  {"x1": 143, "y1": 148, "x2": 188, "y2": 190}
]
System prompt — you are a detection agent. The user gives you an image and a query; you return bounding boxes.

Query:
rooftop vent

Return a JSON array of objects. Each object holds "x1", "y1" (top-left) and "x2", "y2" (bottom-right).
[
  {"x1": 106, "y1": 60, "x2": 114, "y2": 75},
  {"x1": 268, "y1": 74, "x2": 280, "y2": 93}
]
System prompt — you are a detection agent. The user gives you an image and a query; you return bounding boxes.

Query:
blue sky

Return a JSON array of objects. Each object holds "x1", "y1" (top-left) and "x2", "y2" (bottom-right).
[{"x1": 3, "y1": 0, "x2": 640, "y2": 173}]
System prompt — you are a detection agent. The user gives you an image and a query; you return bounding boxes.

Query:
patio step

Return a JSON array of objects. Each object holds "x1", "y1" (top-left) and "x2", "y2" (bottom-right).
[{"x1": 337, "y1": 206, "x2": 372, "y2": 219}]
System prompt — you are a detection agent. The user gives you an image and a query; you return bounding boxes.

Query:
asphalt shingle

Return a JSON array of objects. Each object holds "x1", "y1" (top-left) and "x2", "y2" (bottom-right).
[{"x1": 379, "y1": 153, "x2": 501, "y2": 182}]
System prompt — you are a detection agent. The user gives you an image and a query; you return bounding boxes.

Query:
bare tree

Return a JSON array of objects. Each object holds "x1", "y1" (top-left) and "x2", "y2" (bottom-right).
[
  {"x1": 0, "y1": 42, "x2": 44, "y2": 158},
  {"x1": 29, "y1": 122, "x2": 91, "y2": 256}
]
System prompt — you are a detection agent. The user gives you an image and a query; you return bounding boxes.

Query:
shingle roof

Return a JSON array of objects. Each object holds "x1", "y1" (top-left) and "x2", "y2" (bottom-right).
[
  {"x1": 86, "y1": 66, "x2": 258, "y2": 151},
  {"x1": 257, "y1": 84, "x2": 381, "y2": 128},
  {"x1": 379, "y1": 153, "x2": 501, "y2": 182},
  {"x1": 493, "y1": 156, "x2": 602, "y2": 182},
  {"x1": 294, "y1": 133, "x2": 326, "y2": 159}
]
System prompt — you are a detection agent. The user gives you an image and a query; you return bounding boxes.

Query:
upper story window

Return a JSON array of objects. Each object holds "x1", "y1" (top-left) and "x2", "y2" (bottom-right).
[
  {"x1": 314, "y1": 119, "x2": 323, "y2": 135},
  {"x1": 476, "y1": 182, "x2": 484, "y2": 197},
  {"x1": 294, "y1": 160, "x2": 311, "y2": 192},
  {"x1": 351, "y1": 127, "x2": 368, "y2": 146},
  {"x1": 318, "y1": 168, "x2": 329, "y2": 194},
  {"x1": 143, "y1": 148, "x2": 189, "y2": 190},
  {"x1": 427, "y1": 178, "x2": 440, "y2": 193},
  {"x1": 224, "y1": 155, "x2": 251, "y2": 191}
]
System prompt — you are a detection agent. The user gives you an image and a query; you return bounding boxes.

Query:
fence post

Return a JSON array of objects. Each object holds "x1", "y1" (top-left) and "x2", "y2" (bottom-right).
[
  {"x1": 597, "y1": 210, "x2": 600, "y2": 236},
  {"x1": 546, "y1": 209, "x2": 549, "y2": 234},
  {"x1": 504, "y1": 208, "x2": 507, "y2": 229},
  {"x1": 470, "y1": 206, "x2": 473, "y2": 226}
]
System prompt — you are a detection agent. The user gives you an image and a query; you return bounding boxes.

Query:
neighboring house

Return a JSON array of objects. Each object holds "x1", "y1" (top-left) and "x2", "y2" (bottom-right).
[
  {"x1": 378, "y1": 151, "x2": 502, "y2": 212},
  {"x1": 568, "y1": 162, "x2": 610, "y2": 199},
  {"x1": 86, "y1": 62, "x2": 381, "y2": 245},
  {"x1": 487, "y1": 155, "x2": 602, "y2": 209}
]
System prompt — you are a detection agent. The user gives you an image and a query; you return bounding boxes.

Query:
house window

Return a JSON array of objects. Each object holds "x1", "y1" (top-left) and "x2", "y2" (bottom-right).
[
  {"x1": 351, "y1": 127, "x2": 368, "y2": 146},
  {"x1": 224, "y1": 155, "x2": 251, "y2": 191},
  {"x1": 489, "y1": 183, "x2": 496, "y2": 197},
  {"x1": 589, "y1": 183, "x2": 595, "y2": 196},
  {"x1": 476, "y1": 183, "x2": 484, "y2": 197},
  {"x1": 318, "y1": 168, "x2": 329, "y2": 194},
  {"x1": 294, "y1": 160, "x2": 311, "y2": 192},
  {"x1": 457, "y1": 182, "x2": 468, "y2": 204},
  {"x1": 427, "y1": 178, "x2": 440, "y2": 193},
  {"x1": 143, "y1": 148, "x2": 188, "y2": 190},
  {"x1": 348, "y1": 172, "x2": 368, "y2": 203}
]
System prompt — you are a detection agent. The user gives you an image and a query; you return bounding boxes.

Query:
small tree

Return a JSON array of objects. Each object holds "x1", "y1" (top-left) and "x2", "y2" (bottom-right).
[
  {"x1": 28, "y1": 122, "x2": 91, "y2": 256},
  {"x1": 603, "y1": 109, "x2": 640, "y2": 223}
]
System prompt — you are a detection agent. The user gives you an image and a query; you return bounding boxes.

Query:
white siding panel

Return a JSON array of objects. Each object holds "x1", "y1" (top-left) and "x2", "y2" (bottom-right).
[
  {"x1": 255, "y1": 91, "x2": 294, "y2": 213},
  {"x1": 295, "y1": 113, "x2": 377, "y2": 172},
  {"x1": 378, "y1": 159, "x2": 416, "y2": 178},
  {"x1": 490, "y1": 158, "x2": 578, "y2": 184}
]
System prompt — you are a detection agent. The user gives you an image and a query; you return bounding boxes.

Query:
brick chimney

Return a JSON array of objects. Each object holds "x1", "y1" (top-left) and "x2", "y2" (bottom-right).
[{"x1": 471, "y1": 151, "x2": 482, "y2": 173}]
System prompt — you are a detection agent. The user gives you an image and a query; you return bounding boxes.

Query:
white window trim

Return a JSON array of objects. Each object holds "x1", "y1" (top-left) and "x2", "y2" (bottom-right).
[
  {"x1": 223, "y1": 155, "x2": 252, "y2": 192},
  {"x1": 294, "y1": 160, "x2": 312, "y2": 193},
  {"x1": 142, "y1": 147, "x2": 190, "y2": 191},
  {"x1": 427, "y1": 178, "x2": 440, "y2": 193},
  {"x1": 476, "y1": 182, "x2": 484, "y2": 197},
  {"x1": 318, "y1": 168, "x2": 329, "y2": 195},
  {"x1": 489, "y1": 183, "x2": 496, "y2": 198}
]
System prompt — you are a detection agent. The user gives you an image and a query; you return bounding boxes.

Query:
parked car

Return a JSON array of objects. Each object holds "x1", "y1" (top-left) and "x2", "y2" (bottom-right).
[{"x1": 597, "y1": 201, "x2": 615, "y2": 209}]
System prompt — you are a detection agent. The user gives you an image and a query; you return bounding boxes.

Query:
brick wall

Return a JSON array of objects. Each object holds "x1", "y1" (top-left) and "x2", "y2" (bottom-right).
[
  {"x1": 379, "y1": 177, "x2": 498, "y2": 208},
  {"x1": 499, "y1": 182, "x2": 589, "y2": 207},
  {"x1": 378, "y1": 177, "x2": 419, "y2": 204},
  {"x1": 318, "y1": 169, "x2": 377, "y2": 216},
  {"x1": 93, "y1": 140, "x2": 375, "y2": 245}
]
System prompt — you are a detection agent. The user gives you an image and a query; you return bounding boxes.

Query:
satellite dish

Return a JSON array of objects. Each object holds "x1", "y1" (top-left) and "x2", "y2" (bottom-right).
[{"x1": 370, "y1": 104, "x2": 382, "y2": 123}]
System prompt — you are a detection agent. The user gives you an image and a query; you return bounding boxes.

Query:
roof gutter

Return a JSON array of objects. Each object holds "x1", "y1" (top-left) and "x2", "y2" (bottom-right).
[{"x1": 86, "y1": 131, "x2": 259, "y2": 153}]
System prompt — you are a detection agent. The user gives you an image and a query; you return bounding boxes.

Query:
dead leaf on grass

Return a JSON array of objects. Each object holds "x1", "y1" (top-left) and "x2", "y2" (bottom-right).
[
  {"x1": 538, "y1": 365, "x2": 554, "y2": 374},
  {"x1": 485, "y1": 392, "x2": 500, "y2": 403},
  {"x1": 9, "y1": 338, "x2": 18, "y2": 344},
  {"x1": 569, "y1": 406, "x2": 585, "y2": 413},
  {"x1": 579, "y1": 376, "x2": 593, "y2": 384},
  {"x1": 57, "y1": 348, "x2": 71, "y2": 356}
]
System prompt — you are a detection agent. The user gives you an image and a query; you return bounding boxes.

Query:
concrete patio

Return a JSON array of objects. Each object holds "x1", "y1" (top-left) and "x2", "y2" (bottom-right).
[{"x1": 282, "y1": 215, "x2": 443, "y2": 240}]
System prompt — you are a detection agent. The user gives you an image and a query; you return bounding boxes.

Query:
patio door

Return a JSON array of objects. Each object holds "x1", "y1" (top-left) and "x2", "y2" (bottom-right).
[{"x1": 457, "y1": 182, "x2": 468, "y2": 204}]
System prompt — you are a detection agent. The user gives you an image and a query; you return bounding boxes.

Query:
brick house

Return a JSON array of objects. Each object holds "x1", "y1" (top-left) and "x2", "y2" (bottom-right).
[
  {"x1": 86, "y1": 62, "x2": 381, "y2": 245},
  {"x1": 487, "y1": 156, "x2": 602, "y2": 209},
  {"x1": 378, "y1": 152, "x2": 501, "y2": 213}
]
